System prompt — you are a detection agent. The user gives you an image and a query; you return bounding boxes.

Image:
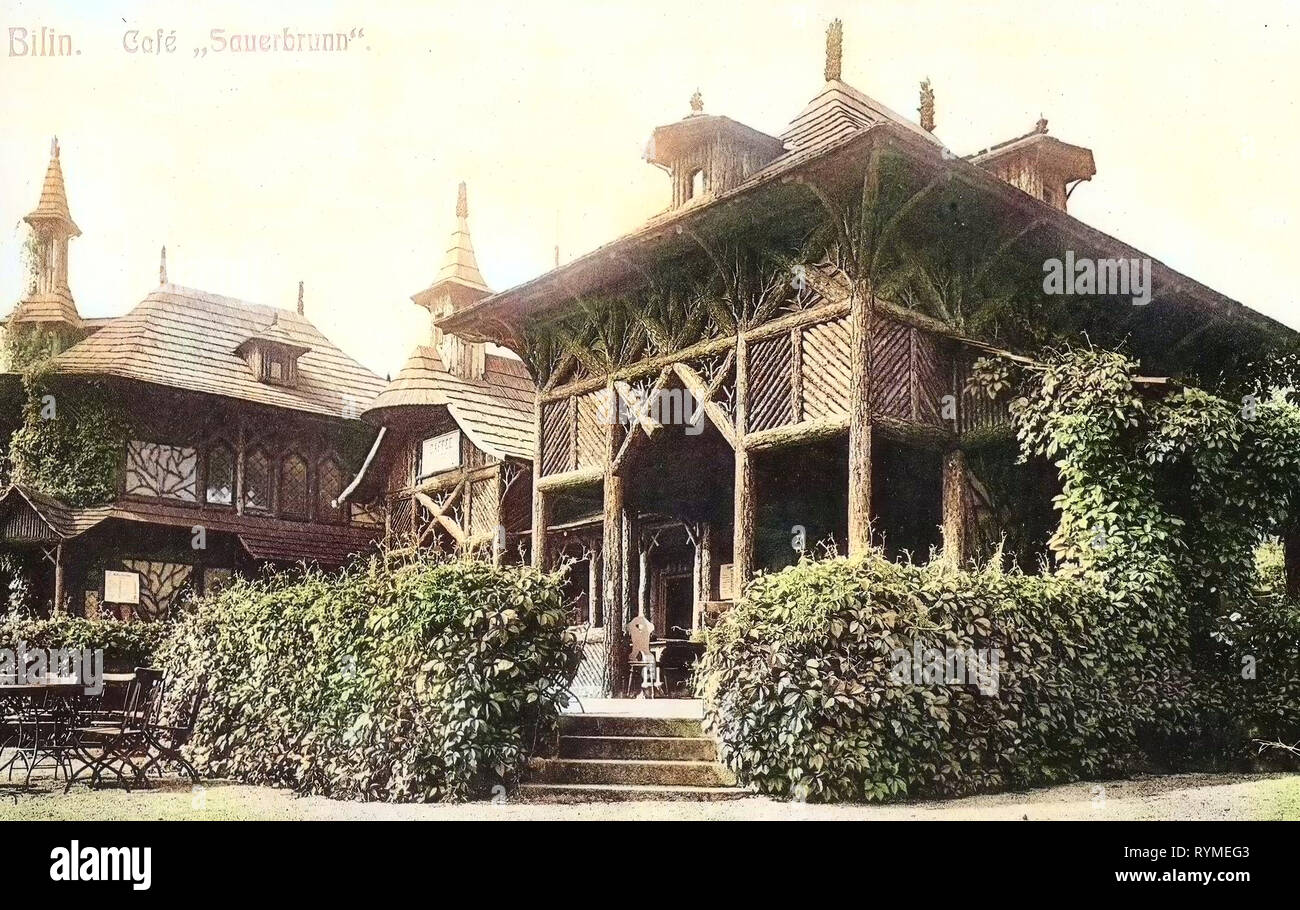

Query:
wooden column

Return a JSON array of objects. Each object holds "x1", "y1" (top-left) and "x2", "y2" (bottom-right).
[
  {"x1": 588, "y1": 549, "x2": 601, "y2": 626},
  {"x1": 941, "y1": 447, "x2": 969, "y2": 565},
  {"x1": 847, "y1": 282, "x2": 875, "y2": 555},
  {"x1": 600, "y1": 472, "x2": 626, "y2": 694},
  {"x1": 600, "y1": 385, "x2": 628, "y2": 695},
  {"x1": 694, "y1": 521, "x2": 714, "y2": 630},
  {"x1": 733, "y1": 333, "x2": 755, "y2": 597},
  {"x1": 52, "y1": 542, "x2": 65, "y2": 614},
  {"x1": 638, "y1": 536, "x2": 650, "y2": 619},
  {"x1": 493, "y1": 469, "x2": 507, "y2": 566},
  {"x1": 531, "y1": 393, "x2": 549, "y2": 569}
]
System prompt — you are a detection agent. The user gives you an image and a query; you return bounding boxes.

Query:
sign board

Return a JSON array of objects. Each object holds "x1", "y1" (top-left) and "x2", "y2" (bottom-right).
[
  {"x1": 718, "y1": 564, "x2": 734, "y2": 601},
  {"x1": 104, "y1": 570, "x2": 141, "y2": 605},
  {"x1": 419, "y1": 430, "x2": 461, "y2": 478}
]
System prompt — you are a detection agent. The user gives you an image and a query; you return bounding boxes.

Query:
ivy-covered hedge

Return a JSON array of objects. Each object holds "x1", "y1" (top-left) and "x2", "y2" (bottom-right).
[
  {"x1": 0, "y1": 614, "x2": 170, "y2": 670},
  {"x1": 697, "y1": 553, "x2": 1164, "y2": 802},
  {"x1": 159, "y1": 554, "x2": 580, "y2": 802}
]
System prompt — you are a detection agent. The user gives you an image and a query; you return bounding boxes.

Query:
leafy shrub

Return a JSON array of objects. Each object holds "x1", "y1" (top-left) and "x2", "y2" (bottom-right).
[
  {"x1": 698, "y1": 552, "x2": 1180, "y2": 802},
  {"x1": 0, "y1": 613, "x2": 170, "y2": 670},
  {"x1": 159, "y1": 553, "x2": 579, "y2": 802}
]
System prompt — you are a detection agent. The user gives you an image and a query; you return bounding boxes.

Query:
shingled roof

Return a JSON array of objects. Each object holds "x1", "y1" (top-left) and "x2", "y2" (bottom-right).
[
  {"x1": 363, "y1": 346, "x2": 534, "y2": 460},
  {"x1": 24, "y1": 139, "x2": 80, "y2": 236},
  {"x1": 51, "y1": 284, "x2": 385, "y2": 419}
]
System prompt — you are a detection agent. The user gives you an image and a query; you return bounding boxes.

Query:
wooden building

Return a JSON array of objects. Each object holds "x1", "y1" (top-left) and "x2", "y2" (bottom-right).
[
  {"x1": 339, "y1": 184, "x2": 535, "y2": 564},
  {"x1": 439, "y1": 21, "x2": 1295, "y2": 691},
  {"x1": 0, "y1": 141, "x2": 387, "y2": 619}
]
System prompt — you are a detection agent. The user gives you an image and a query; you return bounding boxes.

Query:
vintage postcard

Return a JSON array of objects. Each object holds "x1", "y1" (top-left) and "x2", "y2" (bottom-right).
[{"x1": 0, "y1": 0, "x2": 1293, "y2": 890}]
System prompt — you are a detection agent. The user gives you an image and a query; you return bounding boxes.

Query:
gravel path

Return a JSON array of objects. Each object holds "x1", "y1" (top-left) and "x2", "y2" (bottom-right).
[{"x1": 3, "y1": 771, "x2": 1298, "y2": 820}]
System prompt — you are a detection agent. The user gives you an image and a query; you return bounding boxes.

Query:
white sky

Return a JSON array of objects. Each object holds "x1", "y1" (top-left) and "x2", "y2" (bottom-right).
[{"x1": 1, "y1": 0, "x2": 1297, "y2": 377}]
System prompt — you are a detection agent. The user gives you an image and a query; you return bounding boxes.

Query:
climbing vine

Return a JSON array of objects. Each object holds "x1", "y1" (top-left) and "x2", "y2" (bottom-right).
[{"x1": 5, "y1": 353, "x2": 128, "y2": 507}]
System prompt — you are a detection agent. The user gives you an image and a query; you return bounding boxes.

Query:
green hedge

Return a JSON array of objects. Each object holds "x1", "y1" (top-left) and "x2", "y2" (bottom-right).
[
  {"x1": 159, "y1": 554, "x2": 579, "y2": 802},
  {"x1": 0, "y1": 614, "x2": 169, "y2": 670},
  {"x1": 696, "y1": 553, "x2": 1183, "y2": 802}
]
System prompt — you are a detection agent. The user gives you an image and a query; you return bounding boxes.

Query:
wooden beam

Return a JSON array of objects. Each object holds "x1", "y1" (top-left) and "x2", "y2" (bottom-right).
[
  {"x1": 746, "y1": 415, "x2": 848, "y2": 452},
  {"x1": 672, "y1": 362, "x2": 737, "y2": 449},
  {"x1": 544, "y1": 300, "x2": 847, "y2": 402},
  {"x1": 535, "y1": 466, "x2": 603, "y2": 493},
  {"x1": 695, "y1": 521, "x2": 714, "y2": 629}
]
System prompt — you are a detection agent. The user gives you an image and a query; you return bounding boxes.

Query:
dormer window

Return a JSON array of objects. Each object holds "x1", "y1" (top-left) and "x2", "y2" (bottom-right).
[
  {"x1": 689, "y1": 168, "x2": 705, "y2": 200},
  {"x1": 234, "y1": 314, "x2": 311, "y2": 388}
]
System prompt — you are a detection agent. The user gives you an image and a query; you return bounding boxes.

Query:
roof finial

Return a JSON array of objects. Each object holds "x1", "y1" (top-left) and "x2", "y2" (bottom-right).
[
  {"x1": 689, "y1": 88, "x2": 703, "y2": 114},
  {"x1": 1035, "y1": 115, "x2": 1049, "y2": 134},
  {"x1": 159, "y1": 245, "x2": 167, "y2": 285},
  {"x1": 824, "y1": 19, "x2": 843, "y2": 82},
  {"x1": 456, "y1": 182, "x2": 468, "y2": 219},
  {"x1": 51, "y1": 136, "x2": 59, "y2": 159},
  {"x1": 297, "y1": 280, "x2": 305, "y2": 315},
  {"x1": 919, "y1": 78, "x2": 936, "y2": 132}
]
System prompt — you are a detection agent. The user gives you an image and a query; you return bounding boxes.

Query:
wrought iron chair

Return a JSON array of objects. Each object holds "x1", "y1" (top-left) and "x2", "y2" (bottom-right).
[
  {"x1": 138, "y1": 678, "x2": 206, "y2": 784},
  {"x1": 65, "y1": 667, "x2": 164, "y2": 792}
]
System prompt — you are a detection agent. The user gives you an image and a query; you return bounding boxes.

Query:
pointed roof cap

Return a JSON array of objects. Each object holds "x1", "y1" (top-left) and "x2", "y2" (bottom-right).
[
  {"x1": 24, "y1": 137, "x2": 80, "y2": 236},
  {"x1": 234, "y1": 310, "x2": 312, "y2": 358},
  {"x1": 434, "y1": 182, "x2": 489, "y2": 292}
]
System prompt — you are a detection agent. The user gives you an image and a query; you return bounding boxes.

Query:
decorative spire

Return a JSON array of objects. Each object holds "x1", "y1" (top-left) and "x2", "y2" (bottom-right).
[
  {"x1": 11, "y1": 138, "x2": 83, "y2": 330},
  {"x1": 426, "y1": 182, "x2": 489, "y2": 293},
  {"x1": 1035, "y1": 115, "x2": 1049, "y2": 134},
  {"x1": 919, "y1": 78, "x2": 936, "y2": 132},
  {"x1": 689, "y1": 89, "x2": 704, "y2": 114},
  {"x1": 159, "y1": 246, "x2": 167, "y2": 285},
  {"x1": 297, "y1": 280, "x2": 305, "y2": 315},
  {"x1": 824, "y1": 19, "x2": 843, "y2": 82}
]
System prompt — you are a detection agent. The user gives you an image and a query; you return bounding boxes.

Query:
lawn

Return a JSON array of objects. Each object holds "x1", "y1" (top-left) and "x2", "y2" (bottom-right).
[{"x1": 3, "y1": 772, "x2": 1298, "y2": 821}]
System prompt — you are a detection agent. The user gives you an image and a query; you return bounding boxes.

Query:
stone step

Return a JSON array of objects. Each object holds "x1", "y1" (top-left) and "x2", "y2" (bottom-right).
[
  {"x1": 530, "y1": 757, "x2": 734, "y2": 788},
  {"x1": 560, "y1": 714, "x2": 703, "y2": 738},
  {"x1": 517, "y1": 782, "x2": 748, "y2": 803},
  {"x1": 559, "y1": 734, "x2": 718, "y2": 761}
]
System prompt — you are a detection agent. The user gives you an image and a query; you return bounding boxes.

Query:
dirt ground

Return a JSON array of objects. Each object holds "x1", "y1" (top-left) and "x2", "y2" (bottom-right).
[{"x1": 3, "y1": 771, "x2": 1298, "y2": 820}]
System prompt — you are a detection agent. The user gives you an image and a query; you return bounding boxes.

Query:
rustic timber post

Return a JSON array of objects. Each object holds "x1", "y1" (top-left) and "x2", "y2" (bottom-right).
[
  {"x1": 493, "y1": 469, "x2": 507, "y2": 566},
  {"x1": 531, "y1": 393, "x2": 550, "y2": 569},
  {"x1": 847, "y1": 149, "x2": 880, "y2": 556},
  {"x1": 588, "y1": 549, "x2": 601, "y2": 626},
  {"x1": 941, "y1": 447, "x2": 969, "y2": 565},
  {"x1": 601, "y1": 384, "x2": 628, "y2": 695},
  {"x1": 733, "y1": 332, "x2": 755, "y2": 597},
  {"x1": 52, "y1": 542, "x2": 65, "y2": 614}
]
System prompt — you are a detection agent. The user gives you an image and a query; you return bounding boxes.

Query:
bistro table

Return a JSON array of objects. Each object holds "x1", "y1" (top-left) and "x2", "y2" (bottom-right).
[{"x1": 0, "y1": 679, "x2": 90, "y2": 787}]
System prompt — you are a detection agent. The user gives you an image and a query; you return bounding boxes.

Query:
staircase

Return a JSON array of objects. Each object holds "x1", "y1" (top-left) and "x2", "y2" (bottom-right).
[{"x1": 519, "y1": 712, "x2": 746, "y2": 802}]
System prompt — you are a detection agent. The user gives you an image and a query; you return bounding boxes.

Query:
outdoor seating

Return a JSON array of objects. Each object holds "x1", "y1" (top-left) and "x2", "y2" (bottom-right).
[
  {"x1": 625, "y1": 615, "x2": 664, "y2": 698},
  {"x1": 64, "y1": 667, "x2": 166, "y2": 793}
]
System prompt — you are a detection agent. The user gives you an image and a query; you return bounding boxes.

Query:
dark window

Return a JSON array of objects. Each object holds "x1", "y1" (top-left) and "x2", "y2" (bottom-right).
[
  {"x1": 280, "y1": 453, "x2": 309, "y2": 519},
  {"x1": 316, "y1": 457, "x2": 345, "y2": 523},
  {"x1": 206, "y1": 443, "x2": 235, "y2": 505},
  {"x1": 244, "y1": 448, "x2": 271, "y2": 512}
]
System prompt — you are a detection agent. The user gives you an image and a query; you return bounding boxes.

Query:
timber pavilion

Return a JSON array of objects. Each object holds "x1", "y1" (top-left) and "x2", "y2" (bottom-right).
[{"x1": 439, "y1": 21, "x2": 1294, "y2": 692}]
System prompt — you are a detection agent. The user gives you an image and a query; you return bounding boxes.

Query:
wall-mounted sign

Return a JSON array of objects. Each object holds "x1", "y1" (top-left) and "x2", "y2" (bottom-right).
[
  {"x1": 104, "y1": 570, "x2": 141, "y2": 605},
  {"x1": 419, "y1": 430, "x2": 461, "y2": 479}
]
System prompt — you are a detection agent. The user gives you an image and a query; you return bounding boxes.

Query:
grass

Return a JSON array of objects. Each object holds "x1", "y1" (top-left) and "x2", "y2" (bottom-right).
[{"x1": 3, "y1": 772, "x2": 1299, "y2": 821}]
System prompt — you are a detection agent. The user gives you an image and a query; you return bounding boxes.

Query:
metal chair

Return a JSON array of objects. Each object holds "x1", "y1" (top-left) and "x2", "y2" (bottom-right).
[{"x1": 65, "y1": 667, "x2": 165, "y2": 792}]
